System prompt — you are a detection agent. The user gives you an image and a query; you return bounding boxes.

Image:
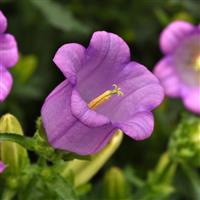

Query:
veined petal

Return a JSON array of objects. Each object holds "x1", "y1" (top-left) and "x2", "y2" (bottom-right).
[
  {"x1": 41, "y1": 80, "x2": 115, "y2": 155},
  {"x1": 70, "y1": 31, "x2": 132, "y2": 126},
  {"x1": 53, "y1": 43, "x2": 86, "y2": 84},
  {"x1": 0, "y1": 65, "x2": 13, "y2": 102},
  {"x1": 96, "y1": 62, "x2": 164, "y2": 123},
  {"x1": 0, "y1": 11, "x2": 7, "y2": 33},
  {"x1": 71, "y1": 88, "x2": 111, "y2": 127},
  {"x1": 154, "y1": 56, "x2": 181, "y2": 97},
  {"x1": 183, "y1": 89, "x2": 200, "y2": 114},
  {"x1": 0, "y1": 34, "x2": 18, "y2": 68},
  {"x1": 160, "y1": 21, "x2": 194, "y2": 54},
  {"x1": 77, "y1": 31, "x2": 130, "y2": 102},
  {"x1": 117, "y1": 112, "x2": 154, "y2": 140}
]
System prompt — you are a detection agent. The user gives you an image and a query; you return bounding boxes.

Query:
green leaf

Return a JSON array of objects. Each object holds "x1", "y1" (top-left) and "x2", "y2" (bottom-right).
[
  {"x1": 30, "y1": 0, "x2": 90, "y2": 34},
  {"x1": 124, "y1": 166, "x2": 144, "y2": 188},
  {"x1": 18, "y1": 165, "x2": 77, "y2": 200},
  {"x1": 181, "y1": 164, "x2": 200, "y2": 199},
  {"x1": 76, "y1": 183, "x2": 92, "y2": 197},
  {"x1": 11, "y1": 55, "x2": 38, "y2": 83},
  {"x1": 168, "y1": 114, "x2": 200, "y2": 167}
]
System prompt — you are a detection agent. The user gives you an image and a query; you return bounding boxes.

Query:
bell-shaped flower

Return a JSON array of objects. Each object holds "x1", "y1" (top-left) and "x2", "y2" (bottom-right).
[
  {"x1": 0, "y1": 10, "x2": 18, "y2": 102},
  {"x1": 41, "y1": 31, "x2": 164, "y2": 155},
  {"x1": 154, "y1": 21, "x2": 200, "y2": 114}
]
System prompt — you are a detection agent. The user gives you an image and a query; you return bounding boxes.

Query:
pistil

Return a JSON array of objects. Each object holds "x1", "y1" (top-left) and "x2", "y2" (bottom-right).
[
  {"x1": 88, "y1": 84, "x2": 123, "y2": 109},
  {"x1": 194, "y1": 55, "x2": 200, "y2": 71}
]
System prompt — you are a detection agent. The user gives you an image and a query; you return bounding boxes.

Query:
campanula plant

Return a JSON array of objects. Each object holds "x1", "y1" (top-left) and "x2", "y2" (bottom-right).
[
  {"x1": 0, "y1": 1, "x2": 200, "y2": 199},
  {"x1": 41, "y1": 31, "x2": 164, "y2": 155}
]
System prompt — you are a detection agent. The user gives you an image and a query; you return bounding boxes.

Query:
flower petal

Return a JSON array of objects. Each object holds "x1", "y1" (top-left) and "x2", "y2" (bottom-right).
[
  {"x1": 154, "y1": 56, "x2": 181, "y2": 97},
  {"x1": 0, "y1": 65, "x2": 13, "y2": 102},
  {"x1": 95, "y1": 62, "x2": 164, "y2": 123},
  {"x1": 53, "y1": 43, "x2": 86, "y2": 84},
  {"x1": 0, "y1": 11, "x2": 7, "y2": 33},
  {"x1": 71, "y1": 88, "x2": 111, "y2": 127},
  {"x1": 183, "y1": 89, "x2": 200, "y2": 114},
  {"x1": 0, "y1": 161, "x2": 6, "y2": 173},
  {"x1": 117, "y1": 111, "x2": 154, "y2": 140},
  {"x1": 70, "y1": 31, "x2": 132, "y2": 126},
  {"x1": 41, "y1": 80, "x2": 115, "y2": 155},
  {"x1": 0, "y1": 34, "x2": 18, "y2": 68},
  {"x1": 160, "y1": 21, "x2": 194, "y2": 54},
  {"x1": 77, "y1": 31, "x2": 130, "y2": 102}
]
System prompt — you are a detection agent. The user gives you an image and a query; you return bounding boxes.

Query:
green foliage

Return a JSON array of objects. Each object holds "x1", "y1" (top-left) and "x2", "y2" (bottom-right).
[
  {"x1": 11, "y1": 55, "x2": 38, "y2": 84},
  {"x1": 0, "y1": 158, "x2": 77, "y2": 199},
  {"x1": 169, "y1": 114, "x2": 200, "y2": 167},
  {"x1": 19, "y1": 170, "x2": 76, "y2": 200},
  {"x1": 30, "y1": 0, "x2": 90, "y2": 34},
  {"x1": 134, "y1": 153, "x2": 176, "y2": 200},
  {"x1": 180, "y1": 164, "x2": 200, "y2": 199}
]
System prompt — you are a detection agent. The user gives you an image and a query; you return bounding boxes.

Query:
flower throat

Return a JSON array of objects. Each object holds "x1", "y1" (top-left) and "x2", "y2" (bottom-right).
[{"x1": 88, "y1": 84, "x2": 123, "y2": 109}]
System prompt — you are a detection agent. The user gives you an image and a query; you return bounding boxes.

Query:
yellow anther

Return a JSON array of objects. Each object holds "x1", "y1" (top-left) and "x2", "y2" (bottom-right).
[
  {"x1": 88, "y1": 84, "x2": 123, "y2": 109},
  {"x1": 194, "y1": 55, "x2": 200, "y2": 71}
]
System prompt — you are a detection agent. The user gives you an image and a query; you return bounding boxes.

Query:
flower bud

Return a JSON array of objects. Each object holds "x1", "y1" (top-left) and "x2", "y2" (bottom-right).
[
  {"x1": 169, "y1": 115, "x2": 200, "y2": 167},
  {"x1": 0, "y1": 114, "x2": 29, "y2": 174},
  {"x1": 61, "y1": 130, "x2": 123, "y2": 187},
  {"x1": 102, "y1": 166, "x2": 129, "y2": 200}
]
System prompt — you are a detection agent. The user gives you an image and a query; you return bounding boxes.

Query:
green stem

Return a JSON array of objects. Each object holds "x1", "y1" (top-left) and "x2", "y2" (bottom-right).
[
  {"x1": 181, "y1": 163, "x2": 200, "y2": 198},
  {"x1": 1, "y1": 189, "x2": 16, "y2": 200},
  {"x1": 0, "y1": 133, "x2": 60, "y2": 163},
  {"x1": 0, "y1": 133, "x2": 35, "y2": 151}
]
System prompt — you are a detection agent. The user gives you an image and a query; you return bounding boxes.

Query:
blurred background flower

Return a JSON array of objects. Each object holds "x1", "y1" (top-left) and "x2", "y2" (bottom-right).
[
  {"x1": 0, "y1": 161, "x2": 6, "y2": 173},
  {"x1": 0, "y1": 10, "x2": 18, "y2": 102},
  {"x1": 154, "y1": 20, "x2": 200, "y2": 114}
]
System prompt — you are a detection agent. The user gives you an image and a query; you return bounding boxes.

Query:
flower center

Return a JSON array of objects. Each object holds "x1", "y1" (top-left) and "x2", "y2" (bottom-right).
[
  {"x1": 194, "y1": 55, "x2": 200, "y2": 71},
  {"x1": 173, "y1": 33, "x2": 200, "y2": 87},
  {"x1": 88, "y1": 84, "x2": 123, "y2": 109}
]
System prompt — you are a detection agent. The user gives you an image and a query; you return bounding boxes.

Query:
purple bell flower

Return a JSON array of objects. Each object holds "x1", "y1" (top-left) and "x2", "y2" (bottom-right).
[
  {"x1": 154, "y1": 21, "x2": 200, "y2": 114},
  {"x1": 41, "y1": 31, "x2": 164, "y2": 155},
  {"x1": 0, "y1": 161, "x2": 6, "y2": 173},
  {"x1": 0, "y1": 10, "x2": 18, "y2": 102}
]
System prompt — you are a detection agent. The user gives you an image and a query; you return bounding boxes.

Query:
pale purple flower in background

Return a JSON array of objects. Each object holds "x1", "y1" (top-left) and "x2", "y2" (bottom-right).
[
  {"x1": 0, "y1": 161, "x2": 6, "y2": 173},
  {"x1": 41, "y1": 31, "x2": 164, "y2": 155},
  {"x1": 154, "y1": 21, "x2": 200, "y2": 114},
  {"x1": 0, "y1": 10, "x2": 18, "y2": 102}
]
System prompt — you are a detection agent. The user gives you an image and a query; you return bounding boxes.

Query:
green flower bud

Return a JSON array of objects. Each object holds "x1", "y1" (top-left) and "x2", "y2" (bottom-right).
[
  {"x1": 0, "y1": 114, "x2": 29, "y2": 174},
  {"x1": 102, "y1": 166, "x2": 129, "y2": 200},
  {"x1": 169, "y1": 115, "x2": 200, "y2": 167},
  {"x1": 61, "y1": 130, "x2": 123, "y2": 187}
]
